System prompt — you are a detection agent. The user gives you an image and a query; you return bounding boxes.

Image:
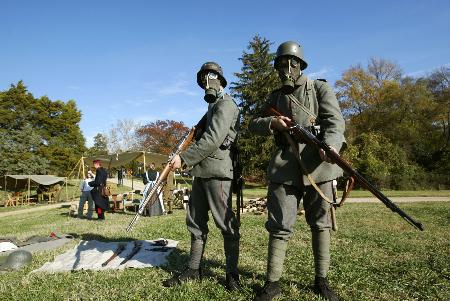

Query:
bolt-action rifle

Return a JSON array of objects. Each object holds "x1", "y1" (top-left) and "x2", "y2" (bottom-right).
[
  {"x1": 126, "y1": 115, "x2": 206, "y2": 232},
  {"x1": 268, "y1": 107, "x2": 424, "y2": 231},
  {"x1": 101, "y1": 243, "x2": 126, "y2": 267}
]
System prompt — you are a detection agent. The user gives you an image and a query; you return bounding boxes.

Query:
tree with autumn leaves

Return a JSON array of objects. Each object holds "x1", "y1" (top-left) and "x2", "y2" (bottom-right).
[
  {"x1": 336, "y1": 60, "x2": 449, "y2": 188},
  {"x1": 136, "y1": 120, "x2": 189, "y2": 155}
]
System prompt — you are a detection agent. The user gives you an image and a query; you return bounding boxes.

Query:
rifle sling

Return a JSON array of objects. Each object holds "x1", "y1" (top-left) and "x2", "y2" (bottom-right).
[
  {"x1": 283, "y1": 132, "x2": 338, "y2": 231},
  {"x1": 287, "y1": 90, "x2": 321, "y2": 124},
  {"x1": 283, "y1": 132, "x2": 333, "y2": 205}
]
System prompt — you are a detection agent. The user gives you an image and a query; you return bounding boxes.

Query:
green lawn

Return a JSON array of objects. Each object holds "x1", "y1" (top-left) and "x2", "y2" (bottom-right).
[
  {"x1": 0, "y1": 201, "x2": 448, "y2": 300},
  {"x1": 243, "y1": 187, "x2": 450, "y2": 199}
]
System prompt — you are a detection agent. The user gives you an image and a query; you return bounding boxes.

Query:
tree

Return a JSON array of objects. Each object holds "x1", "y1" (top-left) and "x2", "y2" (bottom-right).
[
  {"x1": 367, "y1": 57, "x2": 402, "y2": 87},
  {"x1": 0, "y1": 81, "x2": 35, "y2": 133},
  {"x1": 343, "y1": 133, "x2": 425, "y2": 189},
  {"x1": 0, "y1": 82, "x2": 86, "y2": 176},
  {"x1": 34, "y1": 97, "x2": 86, "y2": 174},
  {"x1": 136, "y1": 120, "x2": 189, "y2": 155},
  {"x1": 87, "y1": 133, "x2": 109, "y2": 157},
  {"x1": 106, "y1": 119, "x2": 141, "y2": 154},
  {"x1": 0, "y1": 124, "x2": 50, "y2": 175},
  {"x1": 336, "y1": 61, "x2": 449, "y2": 188},
  {"x1": 229, "y1": 35, "x2": 279, "y2": 180}
]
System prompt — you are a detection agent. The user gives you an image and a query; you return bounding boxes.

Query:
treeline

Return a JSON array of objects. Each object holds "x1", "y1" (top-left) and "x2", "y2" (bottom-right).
[
  {"x1": 231, "y1": 35, "x2": 449, "y2": 189},
  {"x1": 1, "y1": 36, "x2": 448, "y2": 189},
  {"x1": 0, "y1": 81, "x2": 86, "y2": 176}
]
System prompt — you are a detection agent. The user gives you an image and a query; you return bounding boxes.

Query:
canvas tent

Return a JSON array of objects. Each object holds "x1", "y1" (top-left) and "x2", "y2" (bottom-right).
[
  {"x1": 3, "y1": 175, "x2": 66, "y2": 203},
  {"x1": 84, "y1": 151, "x2": 167, "y2": 170},
  {"x1": 66, "y1": 151, "x2": 168, "y2": 212}
]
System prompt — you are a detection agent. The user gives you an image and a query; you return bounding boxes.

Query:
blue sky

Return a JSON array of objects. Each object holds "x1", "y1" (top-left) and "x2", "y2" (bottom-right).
[{"x1": 1, "y1": 0, "x2": 449, "y2": 146}]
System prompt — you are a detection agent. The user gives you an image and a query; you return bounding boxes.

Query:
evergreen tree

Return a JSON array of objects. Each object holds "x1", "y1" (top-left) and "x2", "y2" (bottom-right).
[
  {"x1": 230, "y1": 35, "x2": 279, "y2": 180},
  {"x1": 0, "y1": 82, "x2": 86, "y2": 176},
  {"x1": 0, "y1": 124, "x2": 49, "y2": 175},
  {"x1": 87, "y1": 133, "x2": 109, "y2": 157}
]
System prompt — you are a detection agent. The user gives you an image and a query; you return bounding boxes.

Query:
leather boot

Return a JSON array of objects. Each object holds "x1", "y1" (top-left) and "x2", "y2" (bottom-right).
[
  {"x1": 254, "y1": 281, "x2": 281, "y2": 301},
  {"x1": 225, "y1": 272, "x2": 241, "y2": 291},
  {"x1": 162, "y1": 268, "x2": 201, "y2": 287},
  {"x1": 314, "y1": 276, "x2": 339, "y2": 301}
]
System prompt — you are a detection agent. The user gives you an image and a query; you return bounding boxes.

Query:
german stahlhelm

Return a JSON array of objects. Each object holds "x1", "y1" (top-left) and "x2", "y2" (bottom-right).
[
  {"x1": 196, "y1": 62, "x2": 227, "y2": 89},
  {"x1": 274, "y1": 41, "x2": 308, "y2": 70},
  {"x1": 0, "y1": 250, "x2": 32, "y2": 271}
]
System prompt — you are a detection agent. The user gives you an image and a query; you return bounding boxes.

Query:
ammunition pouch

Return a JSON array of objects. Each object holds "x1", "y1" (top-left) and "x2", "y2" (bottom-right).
[
  {"x1": 231, "y1": 145, "x2": 243, "y2": 194},
  {"x1": 220, "y1": 134, "x2": 235, "y2": 150}
]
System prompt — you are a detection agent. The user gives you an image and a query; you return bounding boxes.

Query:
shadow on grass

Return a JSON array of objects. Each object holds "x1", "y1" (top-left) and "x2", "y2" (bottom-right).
[{"x1": 160, "y1": 244, "x2": 260, "y2": 289}]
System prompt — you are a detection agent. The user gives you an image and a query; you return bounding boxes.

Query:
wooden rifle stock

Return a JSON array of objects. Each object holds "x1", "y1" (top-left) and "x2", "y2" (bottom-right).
[
  {"x1": 126, "y1": 127, "x2": 196, "y2": 232},
  {"x1": 268, "y1": 107, "x2": 424, "y2": 231}
]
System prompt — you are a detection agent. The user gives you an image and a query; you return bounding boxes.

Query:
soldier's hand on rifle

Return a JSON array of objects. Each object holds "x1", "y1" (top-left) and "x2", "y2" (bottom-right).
[
  {"x1": 270, "y1": 116, "x2": 291, "y2": 131},
  {"x1": 170, "y1": 154, "x2": 182, "y2": 170},
  {"x1": 319, "y1": 148, "x2": 337, "y2": 163}
]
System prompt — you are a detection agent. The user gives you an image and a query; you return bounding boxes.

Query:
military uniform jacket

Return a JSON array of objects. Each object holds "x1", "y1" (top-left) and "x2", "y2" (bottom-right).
[
  {"x1": 249, "y1": 74, "x2": 346, "y2": 187},
  {"x1": 88, "y1": 167, "x2": 110, "y2": 210},
  {"x1": 180, "y1": 94, "x2": 239, "y2": 179}
]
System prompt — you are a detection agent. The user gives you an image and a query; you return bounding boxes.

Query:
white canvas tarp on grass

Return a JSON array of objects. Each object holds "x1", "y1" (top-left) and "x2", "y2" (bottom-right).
[{"x1": 33, "y1": 239, "x2": 177, "y2": 273}]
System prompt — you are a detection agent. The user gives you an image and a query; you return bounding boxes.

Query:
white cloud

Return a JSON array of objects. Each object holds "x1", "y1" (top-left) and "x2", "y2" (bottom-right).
[
  {"x1": 133, "y1": 114, "x2": 159, "y2": 124},
  {"x1": 142, "y1": 75, "x2": 200, "y2": 97},
  {"x1": 406, "y1": 63, "x2": 450, "y2": 78},
  {"x1": 308, "y1": 67, "x2": 333, "y2": 79},
  {"x1": 123, "y1": 98, "x2": 159, "y2": 107}
]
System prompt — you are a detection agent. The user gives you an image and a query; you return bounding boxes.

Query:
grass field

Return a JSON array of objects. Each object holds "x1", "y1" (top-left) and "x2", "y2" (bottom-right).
[{"x1": 0, "y1": 200, "x2": 449, "y2": 300}]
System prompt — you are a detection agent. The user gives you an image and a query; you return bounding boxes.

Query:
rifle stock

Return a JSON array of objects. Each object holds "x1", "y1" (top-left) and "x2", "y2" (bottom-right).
[
  {"x1": 126, "y1": 127, "x2": 196, "y2": 232},
  {"x1": 268, "y1": 107, "x2": 424, "y2": 231}
]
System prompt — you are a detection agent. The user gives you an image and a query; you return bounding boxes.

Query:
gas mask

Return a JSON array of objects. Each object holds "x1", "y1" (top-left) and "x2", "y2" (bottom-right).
[
  {"x1": 202, "y1": 72, "x2": 223, "y2": 103},
  {"x1": 276, "y1": 56, "x2": 302, "y2": 95}
]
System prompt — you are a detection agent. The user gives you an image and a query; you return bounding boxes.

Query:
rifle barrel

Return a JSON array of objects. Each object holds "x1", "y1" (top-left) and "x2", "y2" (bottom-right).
[{"x1": 125, "y1": 127, "x2": 196, "y2": 232}]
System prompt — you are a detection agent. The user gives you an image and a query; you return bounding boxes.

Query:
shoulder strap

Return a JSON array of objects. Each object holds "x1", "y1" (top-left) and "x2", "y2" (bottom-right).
[
  {"x1": 288, "y1": 78, "x2": 325, "y2": 124},
  {"x1": 287, "y1": 93, "x2": 320, "y2": 124}
]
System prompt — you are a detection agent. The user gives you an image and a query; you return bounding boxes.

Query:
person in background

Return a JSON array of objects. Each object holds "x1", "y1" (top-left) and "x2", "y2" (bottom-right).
[
  {"x1": 78, "y1": 170, "x2": 95, "y2": 219},
  {"x1": 162, "y1": 162, "x2": 175, "y2": 214},
  {"x1": 89, "y1": 160, "x2": 110, "y2": 220},
  {"x1": 117, "y1": 166, "x2": 124, "y2": 186},
  {"x1": 143, "y1": 163, "x2": 159, "y2": 186}
]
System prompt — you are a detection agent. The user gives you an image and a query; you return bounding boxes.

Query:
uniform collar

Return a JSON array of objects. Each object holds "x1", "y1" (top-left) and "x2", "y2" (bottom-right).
[{"x1": 294, "y1": 73, "x2": 307, "y2": 87}]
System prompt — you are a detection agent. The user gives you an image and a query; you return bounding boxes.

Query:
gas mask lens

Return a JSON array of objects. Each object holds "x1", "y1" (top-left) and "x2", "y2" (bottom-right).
[
  {"x1": 205, "y1": 72, "x2": 218, "y2": 88},
  {"x1": 277, "y1": 56, "x2": 300, "y2": 95},
  {"x1": 203, "y1": 72, "x2": 221, "y2": 103}
]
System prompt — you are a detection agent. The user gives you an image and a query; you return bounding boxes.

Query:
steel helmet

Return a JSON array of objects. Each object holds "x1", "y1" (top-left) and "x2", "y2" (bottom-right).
[
  {"x1": 274, "y1": 41, "x2": 308, "y2": 70},
  {"x1": 197, "y1": 62, "x2": 227, "y2": 89},
  {"x1": 0, "y1": 250, "x2": 32, "y2": 271}
]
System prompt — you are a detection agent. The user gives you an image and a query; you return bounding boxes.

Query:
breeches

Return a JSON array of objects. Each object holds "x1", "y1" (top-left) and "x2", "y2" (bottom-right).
[
  {"x1": 186, "y1": 177, "x2": 240, "y2": 242},
  {"x1": 266, "y1": 181, "x2": 333, "y2": 240}
]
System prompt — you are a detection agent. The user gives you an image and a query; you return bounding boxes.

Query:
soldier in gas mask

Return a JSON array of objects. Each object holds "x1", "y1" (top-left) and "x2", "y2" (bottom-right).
[
  {"x1": 249, "y1": 41, "x2": 346, "y2": 301},
  {"x1": 164, "y1": 62, "x2": 241, "y2": 291}
]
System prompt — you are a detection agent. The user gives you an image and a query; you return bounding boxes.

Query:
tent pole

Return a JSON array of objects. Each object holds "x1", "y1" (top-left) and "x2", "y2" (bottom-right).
[
  {"x1": 77, "y1": 158, "x2": 83, "y2": 201},
  {"x1": 143, "y1": 151, "x2": 146, "y2": 173},
  {"x1": 28, "y1": 178, "x2": 30, "y2": 204},
  {"x1": 65, "y1": 177, "x2": 68, "y2": 203},
  {"x1": 81, "y1": 157, "x2": 85, "y2": 178}
]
